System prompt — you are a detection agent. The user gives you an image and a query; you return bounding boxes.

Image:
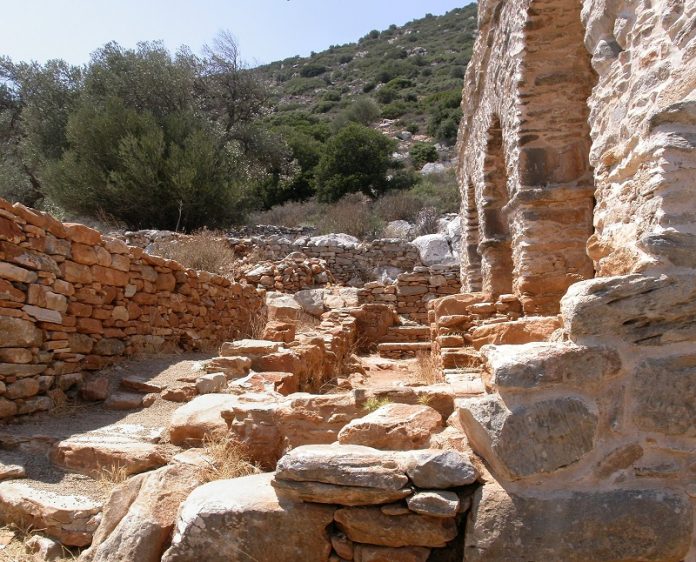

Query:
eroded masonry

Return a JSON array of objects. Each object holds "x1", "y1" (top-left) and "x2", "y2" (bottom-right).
[{"x1": 0, "y1": 0, "x2": 694, "y2": 561}]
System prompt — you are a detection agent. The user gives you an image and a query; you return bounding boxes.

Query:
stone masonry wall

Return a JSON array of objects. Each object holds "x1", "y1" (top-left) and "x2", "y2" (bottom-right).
[
  {"x1": 359, "y1": 266, "x2": 460, "y2": 323},
  {"x1": 0, "y1": 198, "x2": 264, "y2": 420},
  {"x1": 452, "y1": 1, "x2": 696, "y2": 560}
]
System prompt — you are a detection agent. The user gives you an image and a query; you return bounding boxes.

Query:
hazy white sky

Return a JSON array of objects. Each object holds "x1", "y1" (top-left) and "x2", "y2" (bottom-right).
[{"x1": 1, "y1": 1, "x2": 472, "y2": 66}]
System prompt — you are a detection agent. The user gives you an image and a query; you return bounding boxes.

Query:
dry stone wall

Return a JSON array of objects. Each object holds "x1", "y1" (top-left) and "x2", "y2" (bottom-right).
[{"x1": 0, "y1": 198, "x2": 264, "y2": 420}]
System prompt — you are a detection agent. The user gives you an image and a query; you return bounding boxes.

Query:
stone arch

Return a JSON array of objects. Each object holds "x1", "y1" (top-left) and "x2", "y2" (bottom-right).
[{"x1": 479, "y1": 115, "x2": 514, "y2": 297}]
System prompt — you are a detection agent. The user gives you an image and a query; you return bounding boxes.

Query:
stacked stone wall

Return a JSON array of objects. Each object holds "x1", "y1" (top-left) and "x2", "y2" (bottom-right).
[
  {"x1": 0, "y1": 198, "x2": 264, "y2": 420},
  {"x1": 359, "y1": 266, "x2": 460, "y2": 323}
]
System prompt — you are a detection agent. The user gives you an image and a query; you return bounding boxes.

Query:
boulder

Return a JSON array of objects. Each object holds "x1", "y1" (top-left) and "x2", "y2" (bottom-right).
[
  {"x1": 334, "y1": 506, "x2": 458, "y2": 548},
  {"x1": 25, "y1": 535, "x2": 64, "y2": 561},
  {"x1": 80, "y1": 452, "x2": 207, "y2": 562},
  {"x1": 465, "y1": 482, "x2": 693, "y2": 561},
  {"x1": 458, "y1": 394, "x2": 597, "y2": 480},
  {"x1": 161, "y1": 473, "x2": 335, "y2": 562},
  {"x1": 219, "y1": 339, "x2": 282, "y2": 357},
  {"x1": 0, "y1": 461, "x2": 25, "y2": 481},
  {"x1": 383, "y1": 220, "x2": 415, "y2": 240},
  {"x1": 0, "y1": 481, "x2": 101, "y2": 547},
  {"x1": 194, "y1": 373, "x2": 226, "y2": 395},
  {"x1": 204, "y1": 356, "x2": 251, "y2": 379},
  {"x1": 400, "y1": 449, "x2": 478, "y2": 489},
  {"x1": 294, "y1": 288, "x2": 326, "y2": 317},
  {"x1": 338, "y1": 403, "x2": 442, "y2": 450},
  {"x1": 169, "y1": 394, "x2": 239, "y2": 446},
  {"x1": 267, "y1": 291, "x2": 303, "y2": 323},
  {"x1": 308, "y1": 233, "x2": 359, "y2": 248},
  {"x1": 411, "y1": 234, "x2": 456, "y2": 266}
]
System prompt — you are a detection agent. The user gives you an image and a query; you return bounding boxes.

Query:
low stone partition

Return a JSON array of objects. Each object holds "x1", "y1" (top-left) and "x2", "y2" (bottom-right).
[
  {"x1": 232, "y1": 235, "x2": 422, "y2": 284},
  {"x1": 360, "y1": 266, "x2": 460, "y2": 323},
  {"x1": 0, "y1": 198, "x2": 264, "y2": 419}
]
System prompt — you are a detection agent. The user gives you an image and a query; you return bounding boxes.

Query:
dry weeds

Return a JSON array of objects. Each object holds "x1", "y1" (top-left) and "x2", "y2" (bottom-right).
[
  {"x1": 200, "y1": 434, "x2": 260, "y2": 482},
  {"x1": 363, "y1": 396, "x2": 393, "y2": 412},
  {"x1": 0, "y1": 523, "x2": 77, "y2": 562},
  {"x1": 413, "y1": 352, "x2": 444, "y2": 385},
  {"x1": 152, "y1": 230, "x2": 236, "y2": 275},
  {"x1": 96, "y1": 464, "x2": 129, "y2": 495}
]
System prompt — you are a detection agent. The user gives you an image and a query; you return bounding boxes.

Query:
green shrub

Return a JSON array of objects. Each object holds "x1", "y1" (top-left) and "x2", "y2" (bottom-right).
[
  {"x1": 300, "y1": 64, "x2": 327, "y2": 78},
  {"x1": 410, "y1": 142, "x2": 438, "y2": 169}
]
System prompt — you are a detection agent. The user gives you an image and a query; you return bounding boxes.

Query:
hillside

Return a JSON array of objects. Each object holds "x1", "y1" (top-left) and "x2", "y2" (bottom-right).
[{"x1": 257, "y1": 4, "x2": 478, "y2": 146}]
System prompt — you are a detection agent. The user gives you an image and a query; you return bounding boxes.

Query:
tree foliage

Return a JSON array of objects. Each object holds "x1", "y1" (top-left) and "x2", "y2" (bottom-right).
[{"x1": 315, "y1": 123, "x2": 396, "y2": 203}]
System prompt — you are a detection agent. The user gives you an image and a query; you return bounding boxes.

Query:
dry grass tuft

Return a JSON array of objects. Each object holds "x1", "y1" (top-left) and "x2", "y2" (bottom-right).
[
  {"x1": 413, "y1": 352, "x2": 444, "y2": 385},
  {"x1": 152, "y1": 230, "x2": 236, "y2": 275},
  {"x1": 96, "y1": 464, "x2": 129, "y2": 495},
  {"x1": 201, "y1": 434, "x2": 260, "y2": 482},
  {"x1": 363, "y1": 396, "x2": 393, "y2": 413}
]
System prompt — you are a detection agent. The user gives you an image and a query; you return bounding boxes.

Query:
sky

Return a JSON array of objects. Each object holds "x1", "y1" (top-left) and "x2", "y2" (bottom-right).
[{"x1": 1, "y1": 1, "x2": 471, "y2": 67}]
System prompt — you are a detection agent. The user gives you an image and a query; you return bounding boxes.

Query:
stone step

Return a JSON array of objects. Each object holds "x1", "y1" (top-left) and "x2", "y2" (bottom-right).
[
  {"x1": 440, "y1": 347, "x2": 482, "y2": 369},
  {"x1": 382, "y1": 325, "x2": 431, "y2": 342},
  {"x1": 377, "y1": 342, "x2": 432, "y2": 358}
]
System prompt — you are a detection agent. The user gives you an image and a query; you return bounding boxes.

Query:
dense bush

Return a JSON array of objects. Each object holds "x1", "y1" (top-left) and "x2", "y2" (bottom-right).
[
  {"x1": 410, "y1": 142, "x2": 438, "y2": 169},
  {"x1": 315, "y1": 123, "x2": 396, "y2": 202}
]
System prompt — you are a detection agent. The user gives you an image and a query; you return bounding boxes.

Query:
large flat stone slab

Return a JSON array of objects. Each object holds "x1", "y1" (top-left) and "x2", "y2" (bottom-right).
[
  {"x1": 50, "y1": 424, "x2": 170, "y2": 477},
  {"x1": 275, "y1": 444, "x2": 409, "y2": 490},
  {"x1": 0, "y1": 481, "x2": 101, "y2": 547},
  {"x1": 161, "y1": 473, "x2": 335, "y2": 562},
  {"x1": 169, "y1": 394, "x2": 240, "y2": 446}
]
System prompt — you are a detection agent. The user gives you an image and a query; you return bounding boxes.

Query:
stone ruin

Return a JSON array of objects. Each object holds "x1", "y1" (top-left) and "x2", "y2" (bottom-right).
[{"x1": 0, "y1": 0, "x2": 694, "y2": 560}]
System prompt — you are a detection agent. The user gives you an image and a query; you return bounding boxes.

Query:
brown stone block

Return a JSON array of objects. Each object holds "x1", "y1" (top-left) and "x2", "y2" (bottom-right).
[
  {"x1": 70, "y1": 243, "x2": 98, "y2": 265},
  {"x1": 64, "y1": 223, "x2": 102, "y2": 245},
  {"x1": 92, "y1": 265, "x2": 129, "y2": 287},
  {"x1": 60, "y1": 260, "x2": 93, "y2": 284},
  {"x1": 77, "y1": 317, "x2": 103, "y2": 334},
  {"x1": 0, "y1": 279, "x2": 25, "y2": 303},
  {"x1": 0, "y1": 216, "x2": 24, "y2": 244},
  {"x1": 68, "y1": 302, "x2": 93, "y2": 317}
]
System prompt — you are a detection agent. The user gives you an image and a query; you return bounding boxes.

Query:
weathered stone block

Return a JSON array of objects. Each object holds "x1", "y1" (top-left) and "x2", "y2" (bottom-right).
[
  {"x1": 458, "y1": 394, "x2": 597, "y2": 479},
  {"x1": 0, "y1": 317, "x2": 43, "y2": 347},
  {"x1": 632, "y1": 354, "x2": 696, "y2": 437},
  {"x1": 483, "y1": 342, "x2": 621, "y2": 390},
  {"x1": 465, "y1": 482, "x2": 693, "y2": 561}
]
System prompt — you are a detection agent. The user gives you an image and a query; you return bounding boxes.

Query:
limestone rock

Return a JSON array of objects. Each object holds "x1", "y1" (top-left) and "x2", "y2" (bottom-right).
[
  {"x1": 267, "y1": 291, "x2": 303, "y2": 322},
  {"x1": 80, "y1": 376, "x2": 109, "y2": 401},
  {"x1": 194, "y1": 372, "x2": 226, "y2": 395},
  {"x1": 0, "y1": 316, "x2": 43, "y2": 347},
  {"x1": 169, "y1": 394, "x2": 239, "y2": 446},
  {"x1": 400, "y1": 449, "x2": 478, "y2": 489},
  {"x1": 204, "y1": 356, "x2": 251, "y2": 379},
  {"x1": 338, "y1": 403, "x2": 442, "y2": 450},
  {"x1": 271, "y1": 477, "x2": 412, "y2": 506},
  {"x1": 294, "y1": 288, "x2": 326, "y2": 317},
  {"x1": 406, "y1": 490, "x2": 460, "y2": 518},
  {"x1": 25, "y1": 535, "x2": 64, "y2": 561},
  {"x1": 0, "y1": 481, "x2": 101, "y2": 547},
  {"x1": 219, "y1": 339, "x2": 282, "y2": 357},
  {"x1": 465, "y1": 482, "x2": 693, "y2": 561},
  {"x1": 561, "y1": 274, "x2": 696, "y2": 346},
  {"x1": 458, "y1": 394, "x2": 597, "y2": 480},
  {"x1": 275, "y1": 444, "x2": 409, "y2": 490},
  {"x1": 104, "y1": 392, "x2": 143, "y2": 410},
  {"x1": 412, "y1": 234, "x2": 456, "y2": 266},
  {"x1": 51, "y1": 424, "x2": 170, "y2": 478},
  {"x1": 0, "y1": 461, "x2": 25, "y2": 481},
  {"x1": 308, "y1": 233, "x2": 359, "y2": 248},
  {"x1": 482, "y1": 342, "x2": 621, "y2": 389},
  {"x1": 470, "y1": 317, "x2": 561, "y2": 349},
  {"x1": 161, "y1": 473, "x2": 335, "y2": 562},
  {"x1": 334, "y1": 506, "x2": 457, "y2": 548},
  {"x1": 80, "y1": 453, "x2": 207, "y2": 562}
]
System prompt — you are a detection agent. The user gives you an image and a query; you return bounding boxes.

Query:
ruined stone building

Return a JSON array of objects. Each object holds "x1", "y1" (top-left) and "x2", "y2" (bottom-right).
[{"x1": 449, "y1": 0, "x2": 696, "y2": 559}]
